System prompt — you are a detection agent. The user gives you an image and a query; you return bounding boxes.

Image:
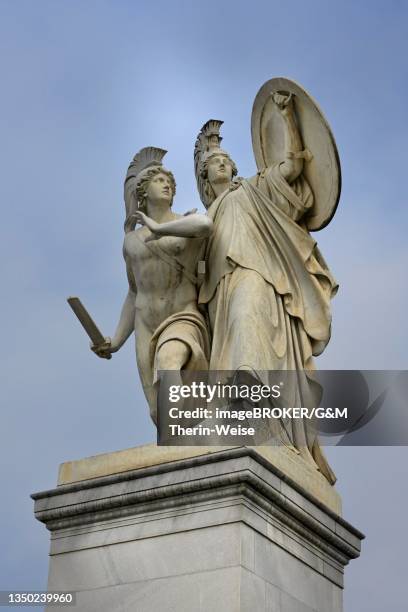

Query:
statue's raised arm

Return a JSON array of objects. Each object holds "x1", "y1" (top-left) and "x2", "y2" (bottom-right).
[
  {"x1": 269, "y1": 91, "x2": 312, "y2": 184},
  {"x1": 251, "y1": 77, "x2": 341, "y2": 230}
]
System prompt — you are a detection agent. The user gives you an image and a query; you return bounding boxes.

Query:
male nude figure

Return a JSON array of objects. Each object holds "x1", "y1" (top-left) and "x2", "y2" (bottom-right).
[{"x1": 93, "y1": 148, "x2": 212, "y2": 423}]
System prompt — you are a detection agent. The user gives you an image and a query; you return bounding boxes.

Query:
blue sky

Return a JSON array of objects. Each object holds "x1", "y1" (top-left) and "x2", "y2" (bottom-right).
[{"x1": 1, "y1": 1, "x2": 407, "y2": 610}]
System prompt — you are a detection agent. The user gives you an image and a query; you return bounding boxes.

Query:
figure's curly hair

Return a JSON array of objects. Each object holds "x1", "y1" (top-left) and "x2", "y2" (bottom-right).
[
  {"x1": 136, "y1": 166, "x2": 176, "y2": 212},
  {"x1": 124, "y1": 166, "x2": 176, "y2": 232}
]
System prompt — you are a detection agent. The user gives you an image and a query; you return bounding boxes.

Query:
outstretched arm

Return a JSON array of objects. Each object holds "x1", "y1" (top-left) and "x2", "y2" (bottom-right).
[
  {"x1": 132, "y1": 210, "x2": 213, "y2": 242},
  {"x1": 272, "y1": 92, "x2": 312, "y2": 184},
  {"x1": 92, "y1": 254, "x2": 136, "y2": 359}
]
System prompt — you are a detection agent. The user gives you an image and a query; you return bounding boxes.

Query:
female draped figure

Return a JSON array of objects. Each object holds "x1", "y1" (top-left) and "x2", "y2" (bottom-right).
[{"x1": 194, "y1": 93, "x2": 338, "y2": 484}]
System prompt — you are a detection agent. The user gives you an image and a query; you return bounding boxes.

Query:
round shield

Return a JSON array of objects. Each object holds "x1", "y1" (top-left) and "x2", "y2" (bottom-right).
[{"x1": 251, "y1": 77, "x2": 341, "y2": 231}]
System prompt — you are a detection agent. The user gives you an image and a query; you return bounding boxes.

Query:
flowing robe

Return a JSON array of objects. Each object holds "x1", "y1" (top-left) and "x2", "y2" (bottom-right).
[{"x1": 199, "y1": 165, "x2": 338, "y2": 483}]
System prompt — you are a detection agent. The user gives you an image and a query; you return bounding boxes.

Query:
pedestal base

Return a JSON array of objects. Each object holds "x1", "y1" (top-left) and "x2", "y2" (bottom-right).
[{"x1": 33, "y1": 446, "x2": 363, "y2": 611}]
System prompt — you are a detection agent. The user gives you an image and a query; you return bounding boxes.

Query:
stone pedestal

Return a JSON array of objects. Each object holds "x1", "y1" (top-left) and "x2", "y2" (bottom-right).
[{"x1": 32, "y1": 445, "x2": 363, "y2": 611}]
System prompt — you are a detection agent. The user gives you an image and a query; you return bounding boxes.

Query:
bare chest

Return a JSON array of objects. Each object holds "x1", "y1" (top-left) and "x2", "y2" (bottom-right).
[{"x1": 125, "y1": 230, "x2": 190, "y2": 262}]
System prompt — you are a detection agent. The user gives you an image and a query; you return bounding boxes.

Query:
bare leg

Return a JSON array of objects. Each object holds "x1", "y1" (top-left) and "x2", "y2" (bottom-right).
[
  {"x1": 156, "y1": 339, "x2": 191, "y2": 371},
  {"x1": 153, "y1": 339, "x2": 191, "y2": 425}
]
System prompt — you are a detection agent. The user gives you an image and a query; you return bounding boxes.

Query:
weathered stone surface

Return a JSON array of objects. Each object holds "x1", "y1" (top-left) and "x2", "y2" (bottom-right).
[
  {"x1": 57, "y1": 444, "x2": 341, "y2": 514},
  {"x1": 33, "y1": 445, "x2": 362, "y2": 611}
]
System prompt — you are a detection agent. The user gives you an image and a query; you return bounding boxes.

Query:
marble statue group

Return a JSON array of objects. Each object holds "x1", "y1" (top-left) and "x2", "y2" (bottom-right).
[{"x1": 89, "y1": 78, "x2": 341, "y2": 484}]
